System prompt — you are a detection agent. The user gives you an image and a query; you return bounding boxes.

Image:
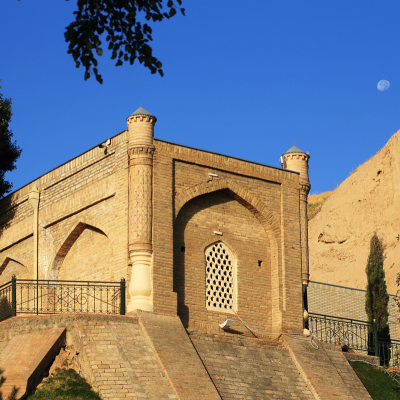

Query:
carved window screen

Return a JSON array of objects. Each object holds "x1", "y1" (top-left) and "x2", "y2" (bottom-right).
[{"x1": 205, "y1": 242, "x2": 235, "y2": 313}]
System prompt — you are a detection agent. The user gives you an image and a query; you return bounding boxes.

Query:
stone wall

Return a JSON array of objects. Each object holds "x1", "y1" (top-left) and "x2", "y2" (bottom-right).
[
  {"x1": 152, "y1": 139, "x2": 304, "y2": 333},
  {"x1": 0, "y1": 132, "x2": 130, "y2": 296},
  {"x1": 0, "y1": 117, "x2": 306, "y2": 334}
]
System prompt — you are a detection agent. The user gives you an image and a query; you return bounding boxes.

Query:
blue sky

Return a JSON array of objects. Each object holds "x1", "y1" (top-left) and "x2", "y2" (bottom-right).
[{"x1": 1, "y1": 1, "x2": 400, "y2": 195}]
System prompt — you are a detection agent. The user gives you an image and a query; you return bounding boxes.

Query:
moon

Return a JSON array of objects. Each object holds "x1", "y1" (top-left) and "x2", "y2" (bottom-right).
[{"x1": 377, "y1": 80, "x2": 390, "y2": 91}]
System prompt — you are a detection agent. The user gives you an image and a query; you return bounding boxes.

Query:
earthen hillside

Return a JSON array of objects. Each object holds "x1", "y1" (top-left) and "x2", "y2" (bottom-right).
[{"x1": 309, "y1": 129, "x2": 400, "y2": 295}]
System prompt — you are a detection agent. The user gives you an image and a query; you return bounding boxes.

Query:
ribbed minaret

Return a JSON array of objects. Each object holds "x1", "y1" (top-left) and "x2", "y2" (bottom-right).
[
  {"x1": 282, "y1": 143, "x2": 311, "y2": 330},
  {"x1": 126, "y1": 104, "x2": 156, "y2": 312}
]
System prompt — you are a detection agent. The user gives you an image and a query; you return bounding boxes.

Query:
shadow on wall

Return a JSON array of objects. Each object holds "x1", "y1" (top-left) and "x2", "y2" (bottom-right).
[
  {"x1": 173, "y1": 190, "x2": 234, "y2": 328},
  {"x1": 0, "y1": 195, "x2": 16, "y2": 238},
  {"x1": 49, "y1": 222, "x2": 113, "y2": 282}
]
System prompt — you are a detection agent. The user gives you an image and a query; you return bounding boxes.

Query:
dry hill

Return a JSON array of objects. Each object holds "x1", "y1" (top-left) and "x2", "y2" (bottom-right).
[{"x1": 308, "y1": 130, "x2": 400, "y2": 295}]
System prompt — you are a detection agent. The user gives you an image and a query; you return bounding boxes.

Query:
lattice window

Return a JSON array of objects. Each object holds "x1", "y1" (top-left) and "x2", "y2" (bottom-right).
[{"x1": 205, "y1": 242, "x2": 235, "y2": 313}]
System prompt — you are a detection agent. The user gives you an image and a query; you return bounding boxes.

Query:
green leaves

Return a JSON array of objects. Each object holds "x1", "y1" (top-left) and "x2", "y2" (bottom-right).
[
  {"x1": 365, "y1": 233, "x2": 390, "y2": 336},
  {"x1": 0, "y1": 82, "x2": 22, "y2": 199},
  {"x1": 64, "y1": 0, "x2": 185, "y2": 84}
]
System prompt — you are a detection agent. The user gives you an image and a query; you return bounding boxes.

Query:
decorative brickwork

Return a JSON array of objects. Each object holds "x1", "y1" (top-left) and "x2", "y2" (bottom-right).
[{"x1": 0, "y1": 106, "x2": 309, "y2": 334}]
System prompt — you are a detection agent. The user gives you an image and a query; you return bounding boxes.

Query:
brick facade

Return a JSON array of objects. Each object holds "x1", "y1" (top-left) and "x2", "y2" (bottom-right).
[{"x1": 0, "y1": 106, "x2": 309, "y2": 334}]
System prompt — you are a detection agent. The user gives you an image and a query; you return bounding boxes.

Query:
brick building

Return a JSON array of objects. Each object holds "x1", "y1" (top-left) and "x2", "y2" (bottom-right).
[
  {"x1": 0, "y1": 106, "x2": 377, "y2": 400},
  {"x1": 0, "y1": 105, "x2": 311, "y2": 334}
]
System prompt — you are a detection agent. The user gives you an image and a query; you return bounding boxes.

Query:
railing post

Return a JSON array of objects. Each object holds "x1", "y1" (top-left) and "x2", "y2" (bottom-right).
[
  {"x1": 120, "y1": 278, "x2": 126, "y2": 315},
  {"x1": 11, "y1": 275, "x2": 16, "y2": 317},
  {"x1": 373, "y1": 319, "x2": 379, "y2": 358}
]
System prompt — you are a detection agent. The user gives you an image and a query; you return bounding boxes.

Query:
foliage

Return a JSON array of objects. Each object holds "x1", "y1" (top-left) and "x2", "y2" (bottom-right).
[
  {"x1": 27, "y1": 368, "x2": 101, "y2": 400},
  {"x1": 307, "y1": 200, "x2": 325, "y2": 220},
  {"x1": 307, "y1": 190, "x2": 333, "y2": 220},
  {"x1": 0, "y1": 82, "x2": 21, "y2": 199},
  {"x1": 0, "y1": 368, "x2": 18, "y2": 400},
  {"x1": 365, "y1": 233, "x2": 390, "y2": 339},
  {"x1": 350, "y1": 361, "x2": 400, "y2": 400},
  {"x1": 63, "y1": 0, "x2": 185, "y2": 83}
]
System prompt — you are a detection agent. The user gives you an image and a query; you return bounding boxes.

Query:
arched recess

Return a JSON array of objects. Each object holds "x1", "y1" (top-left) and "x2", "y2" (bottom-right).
[
  {"x1": 0, "y1": 256, "x2": 29, "y2": 285},
  {"x1": 49, "y1": 220, "x2": 113, "y2": 281},
  {"x1": 175, "y1": 178, "x2": 280, "y2": 273},
  {"x1": 174, "y1": 180, "x2": 283, "y2": 332},
  {"x1": 175, "y1": 178, "x2": 280, "y2": 239}
]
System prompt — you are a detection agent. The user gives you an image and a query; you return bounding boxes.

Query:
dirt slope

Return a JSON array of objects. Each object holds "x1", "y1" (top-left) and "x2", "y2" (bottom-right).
[{"x1": 308, "y1": 130, "x2": 400, "y2": 295}]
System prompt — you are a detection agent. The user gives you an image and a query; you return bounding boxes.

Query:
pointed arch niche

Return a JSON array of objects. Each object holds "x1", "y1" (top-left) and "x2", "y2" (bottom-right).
[
  {"x1": 50, "y1": 222, "x2": 113, "y2": 281},
  {"x1": 174, "y1": 185, "x2": 279, "y2": 332},
  {"x1": 0, "y1": 257, "x2": 30, "y2": 285}
]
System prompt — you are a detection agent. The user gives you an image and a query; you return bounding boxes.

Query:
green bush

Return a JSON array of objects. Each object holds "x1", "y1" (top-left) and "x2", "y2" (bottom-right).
[{"x1": 27, "y1": 369, "x2": 101, "y2": 400}]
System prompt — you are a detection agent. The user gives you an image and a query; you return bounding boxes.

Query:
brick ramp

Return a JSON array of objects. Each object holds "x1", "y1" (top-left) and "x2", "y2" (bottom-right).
[
  {"x1": 189, "y1": 331, "x2": 315, "y2": 400},
  {"x1": 76, "y1": 319, "x2": 177, "y2": 399},
  {"x1": 137, "y1": 311, "x2": 221, "y2": 400},
  {"x1": 323, "y1": 344, "x2": 373, "y2": 400},
  {"x1": 284, "y1": 336, "x2": 372, "y2": 400},
  {"x1": 0, "y1": 328, "x2": 66, "y2": 399}
]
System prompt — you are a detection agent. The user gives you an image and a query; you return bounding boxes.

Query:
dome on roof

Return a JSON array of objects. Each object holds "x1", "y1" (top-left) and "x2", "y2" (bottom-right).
[
  {"x1": 283, "y1": 144, "x2": 306, "y2": 155},
  {"x1": 129, "y1": 104, "x2": 157, "y2": 121}
]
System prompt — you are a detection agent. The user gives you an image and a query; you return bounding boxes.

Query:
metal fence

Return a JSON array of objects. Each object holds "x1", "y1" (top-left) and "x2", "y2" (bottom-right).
[
  {"x1": 379, "y1": 339, "x2": 400, "y2": 368},
  {"x1": 309, "y1": 312, "x2": 400, "y2": 367},
  {"x1": 309, "y1": 313, "x2": 378, "y2": 354},
  {"x1": 0, "y1": 276, "x2": 126, "y2": 321}
]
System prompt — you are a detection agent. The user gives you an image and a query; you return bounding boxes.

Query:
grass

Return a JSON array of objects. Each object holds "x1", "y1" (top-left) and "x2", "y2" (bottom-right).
[
  {"x1": 27, "y1": 369, "x2": 101, "y2": 400},
  {"x1": 307, "y1": 201, "x2": 325, "y2": 220},
  {"x1": 307, "y1": 190, "x2": 333, "y2": 220},
  {"x1": 350, "y1": 361, "x2": 400, "y2": 400}
]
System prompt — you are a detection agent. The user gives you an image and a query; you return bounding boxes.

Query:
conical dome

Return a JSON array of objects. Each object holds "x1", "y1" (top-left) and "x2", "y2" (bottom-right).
[
  {"x1": 283, "y1": 144, "x2": 306, "y2": 155},
  {"x1": 129, "y1": 104, "x2": 157, "y2": 121}
]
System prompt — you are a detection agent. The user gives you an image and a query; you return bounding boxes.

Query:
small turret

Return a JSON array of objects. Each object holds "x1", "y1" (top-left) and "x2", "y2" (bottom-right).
[
  {"x1": 126, "y1": 104, "x2": 157, "y2": 149},
  {"x1": 282, "y1": 142, "x2": 311, "y2": 333},
  {"x1": 281, "y1": 143, "x2": 310, "y2": 187},
  {"x1": 126, "y1": 103, "x2": 157, "y2": 313}
]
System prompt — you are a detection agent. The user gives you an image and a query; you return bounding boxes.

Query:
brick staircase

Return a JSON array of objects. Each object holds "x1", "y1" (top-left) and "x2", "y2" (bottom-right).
[
  {"x1": 75, "y1": 319, "x2": 178, "y2": 399},
  {"x1": 0, "y1": 328, "x2": 66, "y2": 399},
  {"x1": 0, "y1": 314, "x2": 374, "y2": 399},
  {"x1": 75, "y1": 312, "x2": 221, "y2": 399}
]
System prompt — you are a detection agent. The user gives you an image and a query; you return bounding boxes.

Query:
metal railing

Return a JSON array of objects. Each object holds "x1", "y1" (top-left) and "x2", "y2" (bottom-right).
[
  {"x1": 0, "y1": 276, "x2": 126, "y2": 321},
  {"x1": 309, "y1": 313, "x2": 378, "y2": 354},
  {"x1": 378, "y1": 339, "x2": 400, "y2": 368}
]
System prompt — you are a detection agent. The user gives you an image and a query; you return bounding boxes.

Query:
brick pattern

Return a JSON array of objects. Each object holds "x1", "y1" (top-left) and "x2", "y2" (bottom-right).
[
  {"x1": 137, "y1": 311, "x2": 221, "y2": 400},
  {"x1": 322, "y1": 344, "x2": 372, "y2": 400},
  {"x1": 0, "y1": 314, "x2": 376, "y2": 400},
  {"x1": 284, "y1": 336, "x2": 372, "y2": 399},
  {"x1": 0, "y1": 137, "x2": 129, "y2": 295},
  {"x1": 189, "y1": 331, "x2": 314, "y2": 400},
  {"x1": 76, "y1": 319, "x2": 177, "y2": 399},
  {"x1": 174, "y1": 191, "x2": 272, "y2": 333},
  {"x1": 308, "y1": 281, "x2": 399, "y2": 340},
  {"x1": 57, "y1": 225, "x2": 113, "y2": 281},
  {"x1": 1, "y1": 122, "x2": 306, "y2": 336},
  {"x1": 151, "y1": 141, "x2": 305, "y2": 333},
  {"x1": 0, "y1": 328, "x2": 65, "y2": 399}
]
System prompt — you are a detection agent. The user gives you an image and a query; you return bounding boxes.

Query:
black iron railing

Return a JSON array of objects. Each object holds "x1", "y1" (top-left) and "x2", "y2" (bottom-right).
[
  {"x1": 309, "y1": 313, "x2": 378, "y2": 354},
  {"x1": 0, "y1": 276, "x2": 126, "y2": 321},
  {"x1": 378, "y1": 339, "x2": 400, "y2": 368},
  {"x1": 0, "y1": 280, "x2": 13, "y2": 321}
]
